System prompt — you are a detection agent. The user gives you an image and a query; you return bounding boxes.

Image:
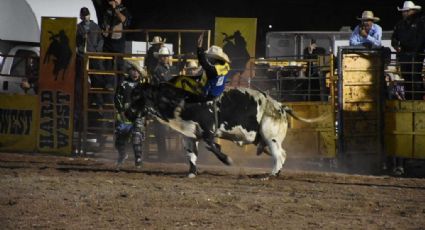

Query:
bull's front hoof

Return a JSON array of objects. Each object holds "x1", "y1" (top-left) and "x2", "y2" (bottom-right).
[{"x1": 187, "y1": 173, "x2": 197, "y2": 178}]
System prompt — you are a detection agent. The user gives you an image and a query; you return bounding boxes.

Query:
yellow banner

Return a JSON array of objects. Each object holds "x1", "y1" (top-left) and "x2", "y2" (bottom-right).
[
  {"x1": 215, "y1": 17, "x2": 257, "y2": 87},
  {"x1": 0, "y1": 95, "x2": 39, "y2": 152},
  {"x1": 215, "y1": 17, "x2": 257, "y2": 57},
  {"x1": 38, "y1": 17, "x2": 77, "y2": 155}
]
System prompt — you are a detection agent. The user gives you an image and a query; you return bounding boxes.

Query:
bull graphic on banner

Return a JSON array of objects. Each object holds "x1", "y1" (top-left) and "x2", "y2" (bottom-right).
[
  {"x1": 222, "y1": 30, "x2": 250, "y2": 74},
  {"x1": 215, "y1": 17, "x2": 257, "y2": 87},
  {"x1": 38, "y1": 17, "x2": 76, "y2": 155},
  {"x1": 43, "y1": 30, "x2": 72, "y2": 81}
]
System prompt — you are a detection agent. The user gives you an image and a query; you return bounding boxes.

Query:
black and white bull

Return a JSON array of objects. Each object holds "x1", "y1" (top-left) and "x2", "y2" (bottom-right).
[{"x1": 130, "y1": 83, "x2": 322, "y2": 178}]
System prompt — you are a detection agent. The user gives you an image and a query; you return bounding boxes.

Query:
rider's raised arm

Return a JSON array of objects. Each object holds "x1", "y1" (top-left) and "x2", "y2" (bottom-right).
[{"x1": 197, "y1": 47, "x2": 218, "y2": 77}]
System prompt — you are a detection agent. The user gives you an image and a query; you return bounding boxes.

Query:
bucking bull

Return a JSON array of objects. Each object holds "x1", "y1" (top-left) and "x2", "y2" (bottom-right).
[{"x1": 129, "y1": 83, "x2": 326, "y2": 178}]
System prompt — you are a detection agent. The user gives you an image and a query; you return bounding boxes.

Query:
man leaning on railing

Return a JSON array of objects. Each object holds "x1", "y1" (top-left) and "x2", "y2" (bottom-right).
[{"x1": 391, "y1": 1, "x2": 425, "y2": 100}]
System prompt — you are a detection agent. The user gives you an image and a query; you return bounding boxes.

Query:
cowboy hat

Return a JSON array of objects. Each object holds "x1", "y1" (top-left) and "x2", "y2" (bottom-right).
[
  {"x1": 398, "y1": 1, "x2": 422, "y2": 11},
  {"x1": 206, "y1": 45, "x2": 231, "y2": 63},
  {"x1": 385, "y1": 66, "x2": 404, "y2": 81},
  {"x1": 126, "y1": 59, "x2": 147, "y2": 77},
  {"x1": 154, "y1": 46, "x2": 173, "y2": 58},
  {"x1": 150, "y1": 36, "x2": 165, "y2": 45},
  {"x1": 184, "y1": 60, "x2": 203, "y2": 77},
  {"x1": 387, "y1": 72, "x2": 405, "y2": 81},
  {"x1": 185, "y1": 60, "x2": 199, "y2": 69},
  {"x1": 357, "y1": 10, "x2": 380, "y2": 22}
]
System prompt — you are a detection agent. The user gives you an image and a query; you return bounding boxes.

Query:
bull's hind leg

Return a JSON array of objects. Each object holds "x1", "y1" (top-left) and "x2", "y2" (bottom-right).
[{"x1": 183, "y1": 137, "x2": 199, "y2": 178}]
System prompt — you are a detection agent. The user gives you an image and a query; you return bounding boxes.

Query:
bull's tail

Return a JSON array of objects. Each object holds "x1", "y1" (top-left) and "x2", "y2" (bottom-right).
[{"x1": 282, "y1": 105, "x2": 330, "y2": 123}]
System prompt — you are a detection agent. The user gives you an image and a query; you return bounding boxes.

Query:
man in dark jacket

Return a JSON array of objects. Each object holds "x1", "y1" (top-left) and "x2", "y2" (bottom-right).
[
  {"x1": 150, "y1": 46, "x2": 174, "y2": 159},
  {"x1": 152, "y1": 46, "x2": 174, "y2": 85},
  {"x1": 145, "y1": 36, "x2": 164, "y2": 76},
  {"x1": 76, "y1": 7, "x2": 104, "y2": 133},
  {"x1": 102, "y1": 0, "x2": 131, "y2": 88},
  {"x1": 392, "y1": 1, "x2": 425, "y2": 100},
  {"x1": 77, "y1": 7, "x2": 104, "y2": 90}
]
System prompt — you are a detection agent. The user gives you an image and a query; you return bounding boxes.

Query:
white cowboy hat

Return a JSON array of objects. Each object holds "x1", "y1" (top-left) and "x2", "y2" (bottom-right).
[
  {"x1": 185, "y1": 60, "x2": 199, "y2": 69},
  {"x1": 398, "y1": 1, "x2": 422, "y2": 11},
  {"x1": 206, "y1": 45, "x2": 231, "y2": 63},
  {"x1": 385, "y1": 66, "x2": 404, "y2": 81},
  {"x1": 387, "y1": 72, "x2": 405, "y2": 81},
  {"x1": 126, "y1": 59, "x2": 147, "y2": 77},
  {"x1": 184, "y1": 60, "x2": 203, "y2": 76},
  {"x1": 150, "y1": 36, "x2": 165, "y2": 45},
  {"x1": 154, "y1": 46, "x2": 173, "y2": 58},
  {"x1": 357, "y1": 11, "x2": 380, "y2": 22}
]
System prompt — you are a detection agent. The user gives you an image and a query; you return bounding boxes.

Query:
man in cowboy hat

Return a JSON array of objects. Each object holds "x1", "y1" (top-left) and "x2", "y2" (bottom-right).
[
  {"x1": 392, "y1": 1, "x2": 425, "y2": 100},
  {"x1": 385, "y1": 65, "x2": 406, "y2": 100},
  {"x1": 145, "y1": 36, "x2": 165, "y2": 76},
  {"x1": 183, "y1": 60, "x2": 204, "y2": 78},
  {"x1": 152, "y1": 46, "x2": 174, "y2": 85},
  {"x1": 349, "y1": 10, "x2": 382, "y2": 48},
  {"x1": 114, "y1": 60, "x2": 147, "y2": 168},
  {"x1": 197, "y1": 32, "x2": 231, "y2": 100},
  {"x1": 151, "y1": 46, "x2": 174, "y2": 159}
]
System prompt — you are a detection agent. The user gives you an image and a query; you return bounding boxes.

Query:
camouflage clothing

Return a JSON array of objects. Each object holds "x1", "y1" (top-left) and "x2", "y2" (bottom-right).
[{"x1": 114, "y1": 77, "x2": 146, "y2": 166}]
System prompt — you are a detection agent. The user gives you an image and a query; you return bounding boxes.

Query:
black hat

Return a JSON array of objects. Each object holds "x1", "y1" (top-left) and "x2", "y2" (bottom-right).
[{"x1": 80, "y1": 7, "x2": 90, "y2": 16}]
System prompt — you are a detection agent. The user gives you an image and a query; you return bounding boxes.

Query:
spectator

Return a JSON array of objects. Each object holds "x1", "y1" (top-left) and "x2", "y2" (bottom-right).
[
  {"x1": 391, "y1": 1, "x2": 425, "y2": 100},
  {"x1": 183, "y1": 60, "x2": 203, "y2": 78},
  {"x1": 152, "y1": 46, "x2": 174, "y2": 85},
  {"x1": 145, "y1": 36, "x2": 165, "y2": 76},
  {"x1": 385, "y1": 65, "x2": 406, "y2": 100},
  {"x1": 102, "y1": 0, "x2": 131, "y2": 88},
  {"x1": 303, "y1": 39, "x2": 326, "y2": 60},
  {"x1": 151, "y1": 46, "x2": 174, "y2": 160},
  {"x1": 77, "y1": 7, "x2": 104, "y2": 82},
  {"x1": 303, "y1": 39, "x2": 327, "y2": 101},
  {"x1": 77, "y1": 7, "x2": 104, "y2": 57},
  {"x1": 349, "y1": 10, "x2": 382, "y2": 48},
  {"x1": 76, "y1": 7, "x2": 104, "y2": 106},
  {"x1": 20, "y1": 56, "x2": 39, "y2": 94},
  {"x1": 114, "y1": 60, "x2": 147, "y2": 168}
]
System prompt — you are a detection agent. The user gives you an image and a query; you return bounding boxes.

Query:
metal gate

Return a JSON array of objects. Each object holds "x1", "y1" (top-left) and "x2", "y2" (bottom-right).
[{"x1": 337, "y1": 47, "x2": 385, "y2": 169}]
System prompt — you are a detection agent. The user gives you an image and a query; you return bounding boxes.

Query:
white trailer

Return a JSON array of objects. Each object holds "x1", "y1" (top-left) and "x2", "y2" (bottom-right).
[
  {"x1": 265, "y1": 30, "x2": 395, "y2": 58},
  {"x1": 0, "y1": 0, "x2": 97, "y2": 94}
]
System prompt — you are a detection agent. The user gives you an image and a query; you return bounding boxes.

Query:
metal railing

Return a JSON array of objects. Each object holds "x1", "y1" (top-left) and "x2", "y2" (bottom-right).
[{"x1": 234, "y1": 54, "x2": 335, "y2": 102}]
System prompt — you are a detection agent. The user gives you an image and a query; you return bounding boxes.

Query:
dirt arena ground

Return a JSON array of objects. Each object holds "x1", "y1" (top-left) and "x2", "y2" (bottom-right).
[{"x1": 1, "y1": 152, "x2": 425, "y2": 229}]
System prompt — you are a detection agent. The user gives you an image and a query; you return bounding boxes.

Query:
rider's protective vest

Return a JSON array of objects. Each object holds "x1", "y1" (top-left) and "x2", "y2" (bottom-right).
[
  {"x1": 203, "y1": 63, "x2": 230, "y2": 97},
  {"x1": 114, "y1": 78, "x2": 141, "y2": 123}
]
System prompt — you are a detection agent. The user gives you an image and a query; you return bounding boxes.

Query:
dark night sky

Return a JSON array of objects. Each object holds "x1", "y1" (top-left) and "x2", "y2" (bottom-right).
[{"x1": 95, "y1": 0, "x2": 421, "y2": 56}]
